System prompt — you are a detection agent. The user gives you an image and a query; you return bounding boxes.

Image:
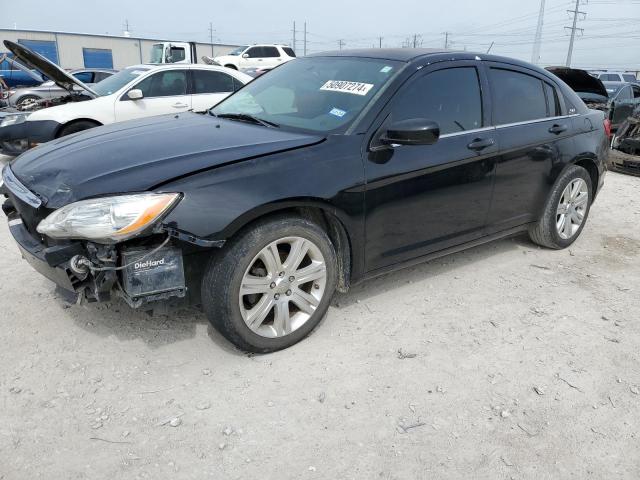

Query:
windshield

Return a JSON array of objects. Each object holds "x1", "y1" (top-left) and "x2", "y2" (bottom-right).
[
  {"x1": 92, "y1": 67, "x2": 150, "y2": 96},
  {"x1": 150, "y1": 44, "x2": 164, "y2": 64},
  {"x1": 212, "y1": 57, "x2": 403, "y2": 133},
  {"x1": 227, "y1": 46, "x2": 249, "y2": 56}
]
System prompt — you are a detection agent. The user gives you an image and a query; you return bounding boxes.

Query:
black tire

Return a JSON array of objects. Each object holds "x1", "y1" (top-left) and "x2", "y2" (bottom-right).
[
  {"x1": 201, "y1": 215, "x2": 338, "y2": 353},
  {"x1": 529, "y1": 164, "x2": 593, "y2": 249},
  {"x1": 15, "y1": 94, "x2": 41, "y2": 108},
  {"x1": 224, "y1": 64, "x2": 238, "y2": 70},
  {"x1": 57, "y1": 120, "x2": 100, "y2": 138}
]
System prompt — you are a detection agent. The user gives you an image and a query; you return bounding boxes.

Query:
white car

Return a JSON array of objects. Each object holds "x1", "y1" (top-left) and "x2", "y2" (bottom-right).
[
  {"x1": 213, "y1": 45, "x2": 296, "y2": 71},
  {"x1": 4, "y1": 63, "x2": 251, "y2": 148}
]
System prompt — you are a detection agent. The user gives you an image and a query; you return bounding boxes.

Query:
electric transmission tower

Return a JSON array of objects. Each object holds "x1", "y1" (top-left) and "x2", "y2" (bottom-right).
[
  {"x1": 531, "y1": 0, "x2": 545, "y2": 64},
  {"x1": 565, "y1": 0, "x2": 586, "y2": 67}
]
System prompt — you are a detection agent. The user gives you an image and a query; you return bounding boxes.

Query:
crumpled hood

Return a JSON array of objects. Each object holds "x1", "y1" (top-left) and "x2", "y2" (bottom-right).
[{"x1": 12, "y1": 112, "x2": 324, "y2": 208}]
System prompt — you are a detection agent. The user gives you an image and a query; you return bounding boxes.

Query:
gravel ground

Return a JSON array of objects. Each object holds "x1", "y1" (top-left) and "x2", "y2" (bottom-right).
[{"x1": 0, "y1": 156, "x2": 639, "y2": 479}]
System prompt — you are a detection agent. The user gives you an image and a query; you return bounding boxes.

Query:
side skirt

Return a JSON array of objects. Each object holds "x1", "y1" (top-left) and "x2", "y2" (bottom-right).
[{"x1": 356, "y1": 224, "x2": 534, "y2": 284}]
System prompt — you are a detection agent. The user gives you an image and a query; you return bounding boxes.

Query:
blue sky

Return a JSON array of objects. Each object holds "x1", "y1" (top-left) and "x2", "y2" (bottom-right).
[{"x1": 4, "y1": 0, "x2": 640, "y2": 69}]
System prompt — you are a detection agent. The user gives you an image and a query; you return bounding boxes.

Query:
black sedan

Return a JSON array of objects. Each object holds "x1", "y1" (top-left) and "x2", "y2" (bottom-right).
[{"x1": 1, "y1": 49, "x2": 608, "y2": 352}]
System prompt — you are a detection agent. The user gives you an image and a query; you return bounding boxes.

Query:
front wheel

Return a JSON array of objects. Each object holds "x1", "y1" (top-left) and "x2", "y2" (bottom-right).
[
  {"x1": 529, "y1": 165, "x2": 592, "y2": 249},
  {"x1": 202, "y1": 216, "x2": 338, "y2": 353},
  {"x1": 57, "y1": 120, "x2": 100, "y2": 138}
]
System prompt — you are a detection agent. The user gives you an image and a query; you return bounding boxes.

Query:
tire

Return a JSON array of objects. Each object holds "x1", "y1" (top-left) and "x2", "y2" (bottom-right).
[
  {"x1": 15, "y1": 94, "x2": 41, "y2": 108},
  {"x1": 201, "y1": 215, "x2": 338, "y2": 353},
  {"x1": 529, "y1": 165, "x2": 593, "y2": 249},
  {"x1": 224, "y1": 64, "x2": 238, "y2": 70},
  {"x1": 57, "y1": 120, "x2": 100, "y2": 138}
]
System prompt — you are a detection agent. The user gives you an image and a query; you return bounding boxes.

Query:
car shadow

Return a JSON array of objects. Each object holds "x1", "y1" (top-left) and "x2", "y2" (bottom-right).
[
  {"x1": 67, "y1": 233, "x2": 533, "y2": 350},
  {"x1": 333, "y1": 233, "x2": 533, "y2": 308}
]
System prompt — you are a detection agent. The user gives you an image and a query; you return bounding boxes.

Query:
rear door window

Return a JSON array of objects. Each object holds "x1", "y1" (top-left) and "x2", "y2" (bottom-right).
[
  {"x1": 192, "y1": 69, "x2": 234, "y2": 93},
  {"x1": 73, "y1": 71, "x2": 94, "y2": 83},
  {"x1": 262, "y1": 47, "x2": 280, "y2": 58},
  {"x1": 391, "y1": 67, "x2": 483, "y2": 135},
  {"x1": 490, "y1": 68, "x2": 548, "y2": 125}
]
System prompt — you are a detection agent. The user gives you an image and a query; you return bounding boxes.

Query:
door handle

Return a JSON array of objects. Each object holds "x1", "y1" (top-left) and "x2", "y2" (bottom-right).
[
  {"x1": 467, "y1": 137, "x2": 495, "y2": 151},
  {"x1": 548, "y1": 124, "x2": 568, "y2": 135},
  {"x1": 172, "y1": 102, "x2": 188, "y2": 108}
]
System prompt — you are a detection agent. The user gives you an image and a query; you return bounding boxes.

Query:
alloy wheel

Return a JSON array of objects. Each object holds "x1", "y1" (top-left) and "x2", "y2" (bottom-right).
[
  {"x1": 239, "y1": 236, "x2": 327, "y2": 338},
  {"x1": 556, "y1": 178, "x2": 588, "y2": 240}
]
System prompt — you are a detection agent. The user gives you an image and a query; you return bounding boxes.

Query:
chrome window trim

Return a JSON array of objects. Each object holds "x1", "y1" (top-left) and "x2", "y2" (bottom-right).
[
  {"x1": 2, "y1": 165, "x2": 42, "y2": 208},
  {"x1": 437, "y1": 114, "x2": 580, "y2": 139},
  {"x1": 439, "y1": 126, "x2": 495, "y2": 139},
  {"x1": 494, "y1": 114, "x2": 580, "y2": 130}
]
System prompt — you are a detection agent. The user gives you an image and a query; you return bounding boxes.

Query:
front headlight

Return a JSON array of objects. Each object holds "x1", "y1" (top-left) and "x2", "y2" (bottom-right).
[
  {"x1": 0, "y1": 113, "x2": 29, "y2": 128},
  {"x1": 37, "y1": 193, "x2": 180, "y2": 243}
]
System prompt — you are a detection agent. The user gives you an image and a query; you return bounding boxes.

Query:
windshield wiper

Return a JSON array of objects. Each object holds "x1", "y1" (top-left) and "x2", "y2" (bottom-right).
[{"x1": 214, "y1": 112, "x2": 279, "y2": 128}]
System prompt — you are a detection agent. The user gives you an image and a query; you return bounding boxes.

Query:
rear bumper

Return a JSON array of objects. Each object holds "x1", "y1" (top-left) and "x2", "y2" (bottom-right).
[{"x1": 609, "y1": 155, "x2": 640, "y2": 176}]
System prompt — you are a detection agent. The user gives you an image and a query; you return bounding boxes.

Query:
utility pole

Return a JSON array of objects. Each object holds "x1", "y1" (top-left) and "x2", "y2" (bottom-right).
[
  {"x1": 292, "y1": 21, "x2": 296, "y2": 54},
  {"x1": 565, "y1": 0, "x2": 586, "y2": 67},
  {"x1": 123, "y1": 19, "x2": 131, "y2": 37},
  {"x1": 378, "y1": 36, "x2": 383, "y2": 48},
  {"x1": 304, "y1": 21, "x2": 307, "y2": 56},
  {"x1": 338, "y1": 39, "x2": 346, "y2": 50},
  {"x1": 531, "y1": 0, "x2": 545, "y2": 64},
  {"x1": 411, "y1": 34, "x2": 422, "y2": 48},
  {"x1": 208, "y1": 22, "x2": 215, "y2": 56},
  {"x1": 443, "y1": 32, "x2": 450, "y2": 49}
]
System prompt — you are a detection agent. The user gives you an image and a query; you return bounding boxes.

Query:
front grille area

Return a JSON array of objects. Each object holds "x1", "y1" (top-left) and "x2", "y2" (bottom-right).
[{"x1": 5, "y1": 190, "x2": 51, "y2": 240}]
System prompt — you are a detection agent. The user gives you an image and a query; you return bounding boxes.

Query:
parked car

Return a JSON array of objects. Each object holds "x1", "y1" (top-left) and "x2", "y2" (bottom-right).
[
  {"x1": 5, "y1": 69, "x2": 117, "y2": 108},
  {"x1": 0, "y1": 52, "x2": 44, "y2": 88},
  {"x1": 592, "y1": 71, "x2": 638, "y2": 83},
  {"x1": 547, "y1": 67, "x2": 639, "y2": 133},
  {"x1": 0, "y1": 40, "x2": 251, "y2": 155},
  {"x1": 213, "y1": 44, "x2": 295, "y2": 70},
  {"x1": 1, "y1": 49, "x2": 607, "y2": 352},
  {"x1": 602, "y1": 81, "x2": 640, "y2": 131}
]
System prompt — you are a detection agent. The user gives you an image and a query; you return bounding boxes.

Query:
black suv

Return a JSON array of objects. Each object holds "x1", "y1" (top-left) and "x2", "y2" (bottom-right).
[{"x1": 1, "y1": 49, "x2": 608, "y2": 352}]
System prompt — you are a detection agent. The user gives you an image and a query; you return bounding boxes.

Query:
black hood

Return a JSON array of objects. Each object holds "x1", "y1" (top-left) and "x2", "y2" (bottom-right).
[
  {"x1": 12, "y1": 113, "x2": 324, "y2": 208},
  {"x1": 546, "y1": 66, "x2": 608, "y2": 98},
  {"x1": 3, "y1": 40, "x2": 97, "y2": 97}
]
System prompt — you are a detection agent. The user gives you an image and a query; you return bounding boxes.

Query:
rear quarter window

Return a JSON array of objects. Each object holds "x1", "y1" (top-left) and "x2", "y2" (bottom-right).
[{"x1": 282, "y1": 47, "x2": 296, "y2": 57}]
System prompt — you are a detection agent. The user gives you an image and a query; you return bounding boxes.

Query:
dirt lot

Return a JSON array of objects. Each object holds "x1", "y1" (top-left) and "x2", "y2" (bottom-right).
[{"x1": 0, "y1": 157, "x2": 639, "y2": 479}]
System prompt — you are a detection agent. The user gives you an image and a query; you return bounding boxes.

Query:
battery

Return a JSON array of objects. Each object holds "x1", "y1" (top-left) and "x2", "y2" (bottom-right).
[{"x1": 120, "y1": 246, "x2": 185, "y2": 299}]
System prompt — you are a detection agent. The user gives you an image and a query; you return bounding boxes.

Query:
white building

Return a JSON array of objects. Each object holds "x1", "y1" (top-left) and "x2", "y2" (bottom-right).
[{"x1": 0, "y1": 28, "x2": 239, "y2": 70}]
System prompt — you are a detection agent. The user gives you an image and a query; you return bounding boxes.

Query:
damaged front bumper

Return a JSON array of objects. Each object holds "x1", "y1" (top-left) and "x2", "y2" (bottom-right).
[{"x1": 6, "y1": 209, "x2": 190, "y2": 308}]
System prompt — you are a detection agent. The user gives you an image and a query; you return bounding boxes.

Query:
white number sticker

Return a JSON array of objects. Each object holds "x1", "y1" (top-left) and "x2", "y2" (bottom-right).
[{"x1": 320, "y1": 80, "x2": 374, "y2": 96}]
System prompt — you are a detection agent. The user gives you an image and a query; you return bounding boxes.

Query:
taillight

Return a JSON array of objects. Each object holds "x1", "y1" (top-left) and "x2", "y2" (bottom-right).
[{"x1": 604, "y1": 118, "x2": 612, "y2": 138}]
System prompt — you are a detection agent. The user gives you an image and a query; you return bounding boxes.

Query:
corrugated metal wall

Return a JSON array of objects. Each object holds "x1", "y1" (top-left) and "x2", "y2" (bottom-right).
[{"x1": 0, "y1": 29, "x2": 239, "y2": 69}]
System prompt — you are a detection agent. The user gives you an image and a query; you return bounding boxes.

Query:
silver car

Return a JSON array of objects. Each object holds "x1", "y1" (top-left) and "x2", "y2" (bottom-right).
[{"x1": 5, "y1": 69, "x2": 116, "y2": 108}]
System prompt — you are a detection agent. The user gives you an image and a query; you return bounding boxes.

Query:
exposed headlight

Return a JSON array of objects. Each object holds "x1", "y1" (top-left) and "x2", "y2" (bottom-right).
[
  {"x1": 37, "y1": 193, "x2": 180, "y2": 243},
  {"x1": 0, "y1": 113, "x2": 29, "y2": 128}
]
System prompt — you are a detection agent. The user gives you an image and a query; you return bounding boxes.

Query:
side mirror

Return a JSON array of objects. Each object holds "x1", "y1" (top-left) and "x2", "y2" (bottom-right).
[
  {"x1": 127, "y1": 89, "x2": 143, "y2": 100},
  {"x1": 381, "y1": 119, "x2": 440, "y2": 146},
  {"x1": 242, "y1": 53, "x2": 249, "y2": 58}
]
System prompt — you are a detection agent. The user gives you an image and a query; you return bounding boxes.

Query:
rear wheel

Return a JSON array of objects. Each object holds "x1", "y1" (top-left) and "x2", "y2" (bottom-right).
[
  {"x1": 201, "y1": 216, "x2": 337, "y2": 352},
  {"x1": 224, "y1": 64, "x2": 238, "y2": 70},
  {"x1": 529, "y1": 165, "x2": 592, "y2": 249},
  {"x1": 57, "y1": 120, "x2": 100, "y2": 138}
]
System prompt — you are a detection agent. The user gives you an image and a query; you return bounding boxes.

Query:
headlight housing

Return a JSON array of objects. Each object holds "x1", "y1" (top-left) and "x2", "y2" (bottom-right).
[
  {"x1": 0, "y1": 113, "x2": 29, "y2": 128},
  {"x1": 37, "y1": 193, "x2": 180, "y2": 243}
]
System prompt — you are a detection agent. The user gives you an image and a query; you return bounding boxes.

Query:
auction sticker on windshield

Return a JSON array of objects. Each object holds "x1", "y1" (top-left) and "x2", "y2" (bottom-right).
[{"x1": 320, "y1": 80, "x2": 374, "y2": 96}]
